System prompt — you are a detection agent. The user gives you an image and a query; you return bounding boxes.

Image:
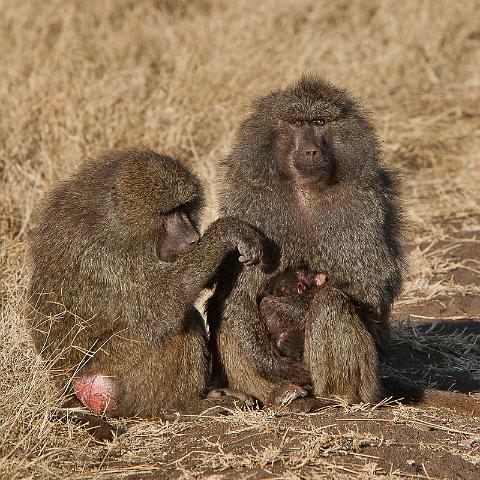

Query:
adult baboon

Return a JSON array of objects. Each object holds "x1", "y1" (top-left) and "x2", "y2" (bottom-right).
[
  {"x1": 208, "y1": 74, "x2": 404, "y2": 406},
  {"x1": 28, "y1": 147, "x2": 267, "y2": 421}
]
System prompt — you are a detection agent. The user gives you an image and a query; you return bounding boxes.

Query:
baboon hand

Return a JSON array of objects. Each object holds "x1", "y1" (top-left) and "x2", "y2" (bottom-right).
[
  {"x1": 211, "y1": 217, "x2": 269, "y2": 268},
  {"x1": 237, "y1": 236, "x2": 265, "y2": 266}
]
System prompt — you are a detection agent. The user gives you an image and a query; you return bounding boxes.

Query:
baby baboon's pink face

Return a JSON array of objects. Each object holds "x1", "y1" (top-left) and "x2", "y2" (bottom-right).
[{"x1": 270, "y1": 269, "x2": 328, "y2": 297}]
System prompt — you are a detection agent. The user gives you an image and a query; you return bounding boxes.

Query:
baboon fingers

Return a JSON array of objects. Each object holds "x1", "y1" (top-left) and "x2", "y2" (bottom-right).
[{"x1": 267, "y1": 383, "x2": 309, "y2": 410}]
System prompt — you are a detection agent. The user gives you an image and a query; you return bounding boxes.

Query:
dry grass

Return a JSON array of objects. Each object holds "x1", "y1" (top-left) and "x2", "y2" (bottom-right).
[{"x1": 1, "y1": 0, "x2": 479, "y2": 478}]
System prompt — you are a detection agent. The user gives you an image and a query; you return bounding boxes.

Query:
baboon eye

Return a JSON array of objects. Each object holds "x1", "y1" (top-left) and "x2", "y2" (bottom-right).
[
  {"x1": 312, "y1": 119, "x2": 326, "y2": 126},
  {"x1": 291, "y1": 120, "x2": 303, "y2": 127}
]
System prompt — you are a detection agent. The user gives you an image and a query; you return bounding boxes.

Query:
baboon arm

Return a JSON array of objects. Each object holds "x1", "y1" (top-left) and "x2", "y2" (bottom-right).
[
  {"x1": 341, "y1": 248, "x2": 402, "y2": 322},
  {"x1": 222, "y1": 290, "x2": 311, "y2": 387},
  {"x1": 311, "y1": 282, "x2": 390, "y2": 351},
  {"x1": 169, "y1": 218, "x2": 254, "y2": 306},
  {"x1": 144, "y1": 217, "x2": 265, "y2": 342},
  {"x1": 327, "y1": 265, "x2": 396, "y2": 342}
]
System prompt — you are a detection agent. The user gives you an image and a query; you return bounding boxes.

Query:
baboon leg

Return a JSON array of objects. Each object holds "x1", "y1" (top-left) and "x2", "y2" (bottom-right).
[
  {"x1": 304, "y1": 287, "x2": 383, "y2": 404},
  {"x1": 74, "y1": 312, "x2": 209, "y2": 418},
  {"x1": 214, "y1": 324, "x2": 309, "y2": 408},
  {"x1": 74, "y1": 312, "x2": 255, "y2": 418},
  {"x1": 215, "y1": 324, "x2": 278, "y2": 405}
]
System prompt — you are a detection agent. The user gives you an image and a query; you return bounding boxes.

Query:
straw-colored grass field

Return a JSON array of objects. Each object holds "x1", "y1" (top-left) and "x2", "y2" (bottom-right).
[{"x1": 1, "y1": 1, "x2": 479, "y2": 478}]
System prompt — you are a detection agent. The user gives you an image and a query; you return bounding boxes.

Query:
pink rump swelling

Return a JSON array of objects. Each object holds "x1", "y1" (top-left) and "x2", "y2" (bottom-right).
[{"x1": 74, "y1": 375, "x2": 118, "y2": 415}]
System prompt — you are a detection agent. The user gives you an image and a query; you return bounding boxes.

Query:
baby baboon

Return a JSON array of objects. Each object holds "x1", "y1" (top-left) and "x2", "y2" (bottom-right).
[
  {"x1": 260, "y1": 269, "x2": 327, "y2": 360},
  {"x1": 266, "y1": 269, "x2": 327, "y2": 297},
  {"x1": 28, "y1": 147, "x2": 267, "y2": 420},
  {"x1": 208, "y1": 74, "x2": 405, "y2": 406}
]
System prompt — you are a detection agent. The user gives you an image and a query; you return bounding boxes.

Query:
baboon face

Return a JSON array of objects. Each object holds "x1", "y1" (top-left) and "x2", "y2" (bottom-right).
[
  {"x1": 234, "y1": 75, "x2": 379, "y2": 186},
  {"x1": 269, "y1": 271, "x2": 304, "y2": 296},
  {"x1": 268, "y1": 270, "x2": 328, "y2": 297},
  {"x1": 156, "y1": 208, "x2": 200, "y2": 262},
  {"x1": 276, "y1": 119, "x2": 336, "y2": 184}
]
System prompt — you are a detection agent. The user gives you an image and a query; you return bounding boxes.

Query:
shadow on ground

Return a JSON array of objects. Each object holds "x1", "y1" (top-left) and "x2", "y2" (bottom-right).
[{"x1": 385, "y1": 319, "x2": 480, "y2": 393}]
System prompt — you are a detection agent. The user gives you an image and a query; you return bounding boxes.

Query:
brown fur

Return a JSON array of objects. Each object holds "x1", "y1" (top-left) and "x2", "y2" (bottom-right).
[
  {"x1": 259, "y1": 270, "x2": 321, "y2": 361},
  {"x1": 260, "y1": 294, "x2": 308, "y2": 362},
  {"x1": 28, "y1": 147, "x2": 266, "y2": 419},
  {"x1": 208, "y1": 74, "x2": 405, "y2": 405}
]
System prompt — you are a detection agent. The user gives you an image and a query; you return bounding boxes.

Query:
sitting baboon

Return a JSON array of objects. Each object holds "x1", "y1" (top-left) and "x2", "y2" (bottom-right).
[
  {"x1": 208, "y1": 74, "x2": 480, "y2": 417},
  {"x1": 28, "y1": 147, "x2": 267, "y2": 422},
  {"x1": 208, "y1": 74, "x2": 405, "y2": 406},
  {"x1": 260, "y1": 269, "x2": 327, "y2": 361}
]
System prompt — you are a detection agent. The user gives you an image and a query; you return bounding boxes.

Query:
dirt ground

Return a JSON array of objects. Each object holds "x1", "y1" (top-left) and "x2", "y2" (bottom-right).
[{"x1": 1, "y1": 1, "x2": 479, "y2": 479}]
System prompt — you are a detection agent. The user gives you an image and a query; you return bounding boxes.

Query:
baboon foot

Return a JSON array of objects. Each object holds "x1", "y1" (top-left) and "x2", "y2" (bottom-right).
[
  {"x1": 75, "y1": 413, "x2": 125, "y2": 442},
  {"x1": 206, "y1": 388, "x2": 257, "y2": 409},
  {"x1": 74, "y1": 375, "x2": 118, "y2": 415},
  {"x1": 267, "y1": 383, "x2": 310, "y2": 411}
]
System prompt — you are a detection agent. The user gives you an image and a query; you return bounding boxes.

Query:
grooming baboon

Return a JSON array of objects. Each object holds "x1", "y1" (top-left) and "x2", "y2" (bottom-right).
[
  {"x1": 28, "y1": 147, "x2": 267, "y2": 422},
  {"x1": 208, "y1": 74, "x2": 404, "y2": 406},
  {"x1": 260, "y1": 269, "x2": 327, "y2": 361}
]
